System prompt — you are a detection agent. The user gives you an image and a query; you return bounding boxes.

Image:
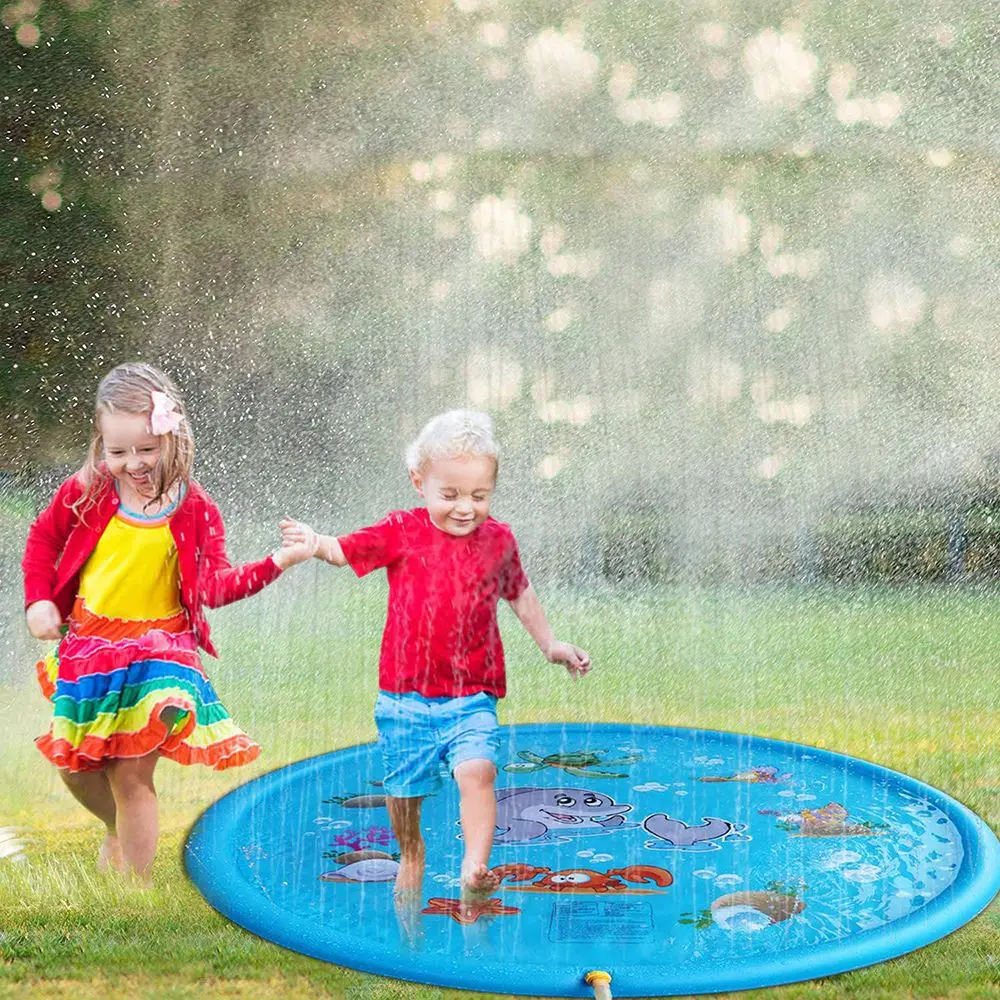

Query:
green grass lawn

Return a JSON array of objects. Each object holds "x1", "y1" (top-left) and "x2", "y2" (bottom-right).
[{"x1": 2, "y1": 574, "x2": 999, "y2": 999}]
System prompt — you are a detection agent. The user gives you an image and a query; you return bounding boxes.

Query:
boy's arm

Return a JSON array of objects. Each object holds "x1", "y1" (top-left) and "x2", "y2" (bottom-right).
[
  {"x1": 279, "y1": 518, "x2": 346, "y2": 567},
  {"x1": 508, "y1": 584, "x2": 591, "y2": 678},
  {"x1": 275, "y1": 517, "x2": 347, "y2": 566},
  {"x1": 283, "y1": 513, "x2": 401, "y2": 573},
  {"x1": 315, "y1": 534, "x2": 348, "y2": 567},
  {"x1": 507, "y1": 584, "x2": 554, "y2": 658}
]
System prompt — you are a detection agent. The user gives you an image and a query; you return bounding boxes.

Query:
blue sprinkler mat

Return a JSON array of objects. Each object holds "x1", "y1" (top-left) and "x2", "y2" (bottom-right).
[{"x1": 185, "y1": 724, "x2": 1000, "y2": 996}]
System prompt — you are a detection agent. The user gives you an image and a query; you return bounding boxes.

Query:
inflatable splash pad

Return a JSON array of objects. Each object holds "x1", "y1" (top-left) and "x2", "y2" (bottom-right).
[{"x1": 185, "y1": 723, "x2": 1000, "y2": 996}]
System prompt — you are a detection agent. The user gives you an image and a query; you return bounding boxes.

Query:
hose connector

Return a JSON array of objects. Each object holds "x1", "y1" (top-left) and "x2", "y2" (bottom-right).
[{"x1": 585, "y1": 969, "x2": 613, "y2": 999}]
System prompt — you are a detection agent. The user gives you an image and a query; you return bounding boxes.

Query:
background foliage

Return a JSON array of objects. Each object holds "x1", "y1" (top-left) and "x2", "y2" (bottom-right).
[{"x1": 4, "y1": 0, "x2": 1000, "y2": 581}]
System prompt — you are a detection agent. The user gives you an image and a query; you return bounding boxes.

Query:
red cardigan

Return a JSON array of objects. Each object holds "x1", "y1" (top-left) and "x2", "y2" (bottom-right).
[{"x1": 21, "y1": 472, "x2": 283, "y2": 658}]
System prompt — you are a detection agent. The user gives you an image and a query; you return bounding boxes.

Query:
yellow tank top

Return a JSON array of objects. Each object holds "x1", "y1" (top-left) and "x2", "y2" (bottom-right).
[{"x1": 77, "y1": 515, "x2": 183, "y2": 621}]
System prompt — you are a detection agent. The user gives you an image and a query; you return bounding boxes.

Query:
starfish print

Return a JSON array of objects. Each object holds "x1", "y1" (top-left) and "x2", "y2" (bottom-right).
[{"x1": 420, "y1": 896, "x2": 521, "y2": 925}]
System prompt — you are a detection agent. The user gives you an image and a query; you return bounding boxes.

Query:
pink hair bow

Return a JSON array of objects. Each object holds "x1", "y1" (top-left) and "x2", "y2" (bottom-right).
[{"x1": 150, "y1": 391, "x2": 183, "y2": 436}]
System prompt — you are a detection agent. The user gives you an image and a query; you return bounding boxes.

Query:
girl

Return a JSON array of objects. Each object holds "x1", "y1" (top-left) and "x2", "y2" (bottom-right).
[{"x1": 22, "y1": 362, "x2": 312, "y2": 886}]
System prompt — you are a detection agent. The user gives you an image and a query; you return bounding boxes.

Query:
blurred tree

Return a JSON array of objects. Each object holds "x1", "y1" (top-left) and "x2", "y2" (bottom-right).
[
  {"x1": 6, "y1": 0, "x2": 1000, "y2": 578},
  {"x1": 1, "y1": 0, "x2": 151, "y2": 469}
]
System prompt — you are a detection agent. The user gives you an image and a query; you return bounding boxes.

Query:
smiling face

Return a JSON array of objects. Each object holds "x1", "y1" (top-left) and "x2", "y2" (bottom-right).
[
  {"x1": 409, "y1": 453, "x2": 497, "y2": 537},
  {"x1": 100, "y1": 409, "x2": 163, "y2": 502}
]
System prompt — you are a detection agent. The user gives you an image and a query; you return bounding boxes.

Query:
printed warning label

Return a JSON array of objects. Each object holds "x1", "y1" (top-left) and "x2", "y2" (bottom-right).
[{"x1": 547, "y1": 899, "x2": 654, "y2": 943}]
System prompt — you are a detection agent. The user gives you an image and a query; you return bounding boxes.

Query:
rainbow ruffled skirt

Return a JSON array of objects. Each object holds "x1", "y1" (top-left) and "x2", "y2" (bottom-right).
[{"x1": 35, "y1": 607, "x2": 259, "y2": 773}]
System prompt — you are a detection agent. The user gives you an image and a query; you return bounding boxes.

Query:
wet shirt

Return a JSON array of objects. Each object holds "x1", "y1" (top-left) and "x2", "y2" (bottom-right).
[
  {"x1": 338, "y1": 508, "x2": 529, "y2": 698},
  {"x1": 77, "y1": 514, "x2": 183, "y2": 621},
  {"x1": 72, "y1": 512, "x2": 188, "y2": 641}
]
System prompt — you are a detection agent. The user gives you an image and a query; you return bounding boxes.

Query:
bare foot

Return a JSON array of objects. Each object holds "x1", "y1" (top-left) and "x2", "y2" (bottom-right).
[
  {"x1": 392, "y1": 855, "x2": 425, "y2": 949},
  {"x1": 393, "y1": 892, "x2": 425, "y2": 950},
  {"x1": 97, "y1": 833, "x2": 126, "y2": 875},
  {"x1": 130, "y1": 869, "x2": 155, "y2": 891},
  {"x1": 460, "y1": 862, "x2": 499, "y2": 903},
  {"x1": 394, "y1": 855, "x2": 425, "y2": 898},
  {"x1": 457, "y1": 866, "x2": 500, "y2": 953}
]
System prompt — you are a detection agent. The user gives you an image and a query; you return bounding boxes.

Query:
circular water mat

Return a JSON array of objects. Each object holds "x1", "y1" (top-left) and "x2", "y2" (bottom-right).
[{"x1": 185, "y1": 724, "x2": 1000, "y2": 996}]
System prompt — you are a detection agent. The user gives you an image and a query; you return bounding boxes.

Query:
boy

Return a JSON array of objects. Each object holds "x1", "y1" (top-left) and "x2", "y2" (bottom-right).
[{"x1": 281, "y1": 410, "x2": 590, "y2": 907}]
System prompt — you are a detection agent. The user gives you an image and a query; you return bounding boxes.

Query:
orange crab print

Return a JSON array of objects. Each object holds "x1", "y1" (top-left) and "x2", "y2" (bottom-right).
[{"x1": 491, "y1": 863, "x2": 673, "y2": 894}]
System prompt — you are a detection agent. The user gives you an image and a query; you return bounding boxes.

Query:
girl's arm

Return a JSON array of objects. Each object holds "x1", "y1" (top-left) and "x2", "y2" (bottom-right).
[
  {"x1": 508, "y1": 584, "x2": 591, "y2": 679},
  {"x1": 22, "y1": 475, "x2": 79, "y2": 611},
  {"x1": 198, "y1": 501, "x2": 284, "y2": 609}
]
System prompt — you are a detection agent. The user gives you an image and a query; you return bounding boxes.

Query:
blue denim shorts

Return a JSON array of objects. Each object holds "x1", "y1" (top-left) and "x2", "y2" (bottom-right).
[{"x1": 373, "y1": 690, "x2": 500, "y2": 799}]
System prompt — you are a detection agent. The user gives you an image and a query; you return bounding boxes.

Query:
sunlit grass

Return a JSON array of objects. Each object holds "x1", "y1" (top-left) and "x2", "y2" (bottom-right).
[{"x1": 2, "y1": 578, "x2": 999, "y2": 998}]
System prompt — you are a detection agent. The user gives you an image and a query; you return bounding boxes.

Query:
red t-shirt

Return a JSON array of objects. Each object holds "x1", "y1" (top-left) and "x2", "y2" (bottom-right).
[{"x1": 338, "y1": 507, "x2": 529, "y2": 698}]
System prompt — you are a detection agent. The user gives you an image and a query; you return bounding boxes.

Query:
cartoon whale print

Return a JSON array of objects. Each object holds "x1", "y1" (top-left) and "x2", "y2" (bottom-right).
[
  {"x1": 643, "y1": 812, "x2": 746, "y2": 851},
  {"x1": 493, "y1": 786, "x2": 634, "y2": 844}
]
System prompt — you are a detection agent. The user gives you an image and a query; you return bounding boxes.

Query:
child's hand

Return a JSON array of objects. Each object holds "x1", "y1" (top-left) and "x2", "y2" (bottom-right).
[
  {"x1": 26, "y1": 600, "x2": 62, "y2": 640},
  {"x1": 274, "y1": 517, "x2": 318, "y2": 570},
  {"x1": 546, "y1": 640, "x2": 591, "y2": 681}
]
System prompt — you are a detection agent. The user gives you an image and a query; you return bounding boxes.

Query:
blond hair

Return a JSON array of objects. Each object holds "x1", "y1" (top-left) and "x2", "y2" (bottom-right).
[
  {"x1": 405, "y1": 410, "x2": 499, "y2": 473},
  {"x1": 75, "y1": 362, "x2": 194, "y2": 516}
]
